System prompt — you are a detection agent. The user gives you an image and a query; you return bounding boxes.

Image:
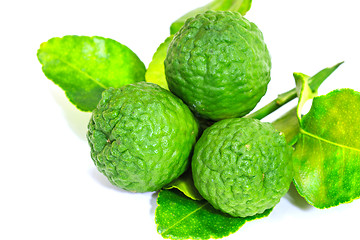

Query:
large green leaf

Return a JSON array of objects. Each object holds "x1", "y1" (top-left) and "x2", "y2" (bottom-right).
[
  {"x1": 38, "y1": 35, "x2": 146, "y2": 111},
  {"x1": 293, "y1": 88, "x2": 360, "y2": 208},
  {"x1": 170, "y1": 0, "x2": 252, "y2": 35},
  {"x1": 156, "y1": 189, "x2": 272, "y2": 239}
]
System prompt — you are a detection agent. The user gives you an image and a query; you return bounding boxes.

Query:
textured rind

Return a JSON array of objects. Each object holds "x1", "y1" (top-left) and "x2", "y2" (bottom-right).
[
  {"x1": 165, "y1": 11, "x2": 271, "y2": 121},
  {"x1": 192, "y1": 118, "x2": 293, "y2": 217},
  {"x1": 87, "y1": 82, "x2": 199, "y2": 192}
]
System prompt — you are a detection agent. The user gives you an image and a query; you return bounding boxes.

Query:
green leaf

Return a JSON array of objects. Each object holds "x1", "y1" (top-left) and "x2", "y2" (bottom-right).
[
  {"x1": 307, "y1": 61, "x2": 344, "y2": 92},
  {"x1": 294, "y1": 62, "x2": 344, "y2": 119},
  {"x1": 293, "y1": 72, "x2": 315, "y2": 119},
  {"x1": 170, "y1": 0, "x2": 253, "y2": 35},
  {"x1": 270, "y1": 62, "x2": 343, "y2": 146},
  {"x1": 145, "y1": 35, "x2": 173, "y2": 90},
  {"x1": 37, "y1": 35, "x2": 146, "y2": 111},
  {"x1": 156, "y1": 189, "x2": 272, "y2": 239},
  {"x1": 293, "y1": 88, "x2": 360, "y2": 208},
  {"x1": 163, "y1": 169, "x2": 203, "y2": 201}
]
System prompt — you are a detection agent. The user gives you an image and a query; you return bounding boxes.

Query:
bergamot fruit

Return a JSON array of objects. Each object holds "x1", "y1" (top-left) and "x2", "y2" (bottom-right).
[
  {"x1": 192, "y1": 118, "x2": 293, "y2": 217},
  {"x1": 165, "y1": 11, "x2": 271, "y2": 121},
  {"x1": 87, "y1": 82, "x2": 199, "y2": 192}
]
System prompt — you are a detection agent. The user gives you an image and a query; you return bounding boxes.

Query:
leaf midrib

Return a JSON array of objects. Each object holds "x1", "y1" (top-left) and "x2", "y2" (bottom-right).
[
  {"x1": 161, "y1": 202, "x2": 209, "y2": 235},
  {"x1": 300, "y1": 128, "x2": 360, "y2": 153},
  {"x1": 51, "y1": 52, "x2": 108, "y2": 89}
]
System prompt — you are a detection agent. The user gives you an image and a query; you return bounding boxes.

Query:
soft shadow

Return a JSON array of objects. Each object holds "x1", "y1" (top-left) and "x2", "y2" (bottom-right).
[
  {"x1": 150, "y1": 191, "x2": 159, "y2": 216},
  {"x1": 88, "y1": 167, "x2": 128, "y2": 192},
  {"x1": 50, "y1": 87, "x2": 91, "y2": 141},
  {"x1": 285, "y1": 182, "x2": 313, "y2": 210}
]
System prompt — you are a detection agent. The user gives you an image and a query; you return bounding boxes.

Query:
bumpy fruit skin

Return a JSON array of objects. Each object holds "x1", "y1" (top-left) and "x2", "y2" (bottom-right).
[
  {"x1": 165, "y1": 11, "x2": 271, "y2": 121},
  {"x1": 192, "y1": 118, "x2": 292, "y2": 217},
  {"x1": 87, "y1": 82, "x2": 199, "y2": 192}
]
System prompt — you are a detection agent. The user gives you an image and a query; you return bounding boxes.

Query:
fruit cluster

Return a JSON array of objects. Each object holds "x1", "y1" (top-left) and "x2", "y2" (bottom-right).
[{"x1": 87, "y1": 11, "x2": 293, "y2": 218}]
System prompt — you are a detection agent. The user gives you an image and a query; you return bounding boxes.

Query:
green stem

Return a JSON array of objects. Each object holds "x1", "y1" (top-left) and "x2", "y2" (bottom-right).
[
  {"x1": 245, "y1": 88, "x2": 297, "y2": 120},
  {"x1": 247, "y1": 61, "x2": 344, "y2": 120}
]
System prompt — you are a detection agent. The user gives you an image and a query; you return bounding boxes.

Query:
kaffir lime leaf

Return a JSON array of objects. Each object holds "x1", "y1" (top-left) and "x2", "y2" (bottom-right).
[
  {"x1": 293, "y1": 88, "x2": 360, "y2": 208},
  {"x1": 165, "y1": 11, "x2": 271, "y2": 121},
  {"x1": 87, "y1": 82, "x2": 199, "y2": 192},
  {"x1": 192, "y1": 118, "x2": 293, "y2": 217}
]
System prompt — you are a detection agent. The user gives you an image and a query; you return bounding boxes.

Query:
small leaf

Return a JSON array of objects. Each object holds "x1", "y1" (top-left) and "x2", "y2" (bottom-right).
[
  {"x1": 271, "y1": 62, "x2": 343, "y2": 146},
  {"x1": 293, "y1": 88, "x2": 360, "y2": 208},
  {"x1": 163, "y1": 169, "x2": 203, "y2": 200},
  {"x1": 37, "y1": 35, "x2": 146, "y2": 111},
  {"x1": 145, "y1": 36, "x2": 173, "y2": 90},
  {"x1": 170, "y1": 0, "x2": 253, "y2": 35},
  {"x1": 294, "y1": 61, "x2": 344, "y2": 119},
  {"x1": 307, "y1": 61, "x2": 344, "y2": 92},
  {"x1": 156, "y1": 189, "x2": 272, "y2": 239},
  {"x1": 293, "y1": 72, "x2": 314, "y2": 119}
]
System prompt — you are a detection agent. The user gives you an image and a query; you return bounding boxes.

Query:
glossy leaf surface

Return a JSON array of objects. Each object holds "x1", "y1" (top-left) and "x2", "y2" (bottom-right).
[
  {"x1": 293, "y1": 88, "x2": 360, "y2": 208},
  {"x1": 145, "y1": 36, "x2": 173, "y2": 90},
  {"x1": 38, "y1": 35, "x2": 146, "y2": 111},
  {"x1": 156, "y1": 189, "x2": 272, "y2": 239}
]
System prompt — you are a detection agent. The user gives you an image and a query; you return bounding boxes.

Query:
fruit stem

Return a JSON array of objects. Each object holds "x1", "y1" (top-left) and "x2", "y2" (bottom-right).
[
  {"x1": 245, "y1": 88, "x2": 297, "y2": 120},
  {"x1": 246, "y1": 61, "x2": 344, "y2": 121}
]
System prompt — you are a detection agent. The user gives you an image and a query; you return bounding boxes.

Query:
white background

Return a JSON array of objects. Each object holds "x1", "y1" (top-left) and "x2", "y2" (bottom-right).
[{"x1": 1, "y1": 0, "x2": 360, "y2": 239}]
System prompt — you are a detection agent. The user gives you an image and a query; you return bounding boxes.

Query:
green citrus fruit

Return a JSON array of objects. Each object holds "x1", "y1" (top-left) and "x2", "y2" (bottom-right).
[
  {"x1": 165, "y1": 11, "x2": 271, "y2": 121},
  {"x1": 192, "y1": 118, "x2": 293, "y2": 217},
  {"x1": 87, "y1": 82, "x2": 199, "y2": 192}
]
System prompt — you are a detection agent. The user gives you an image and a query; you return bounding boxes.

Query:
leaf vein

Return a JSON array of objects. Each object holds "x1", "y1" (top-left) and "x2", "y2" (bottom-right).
[
  {"x1": 300, "y1": 128, "x2": 360, "y2": 153},
  {"x1": 55, "y1": 55, "x2": 108, "y2": 89},
  {"x1": 161, "y1": 202, "x2": 209, "y2": 235}
]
